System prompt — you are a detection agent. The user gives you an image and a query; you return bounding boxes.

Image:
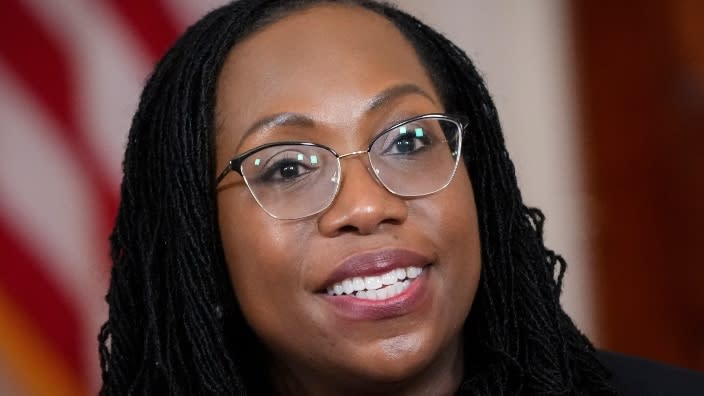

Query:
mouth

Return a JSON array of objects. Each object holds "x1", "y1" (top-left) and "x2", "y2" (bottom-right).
[
  {"x1": 317, "y1": 249, "x2": 433, "y2": 319},
  {"x1": 325, "y1": 265, "x2": 425, "y2": 300}
]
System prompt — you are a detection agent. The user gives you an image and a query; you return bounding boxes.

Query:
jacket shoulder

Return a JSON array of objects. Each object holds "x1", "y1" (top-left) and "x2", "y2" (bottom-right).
[{"x1": 597, "y1": 350, "x2": 704, "y2": 396}]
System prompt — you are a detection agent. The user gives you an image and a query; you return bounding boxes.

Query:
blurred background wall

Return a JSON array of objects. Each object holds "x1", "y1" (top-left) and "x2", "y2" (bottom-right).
[{"x1": 0, "y1": 0, "x2": 701, "y2": 394}]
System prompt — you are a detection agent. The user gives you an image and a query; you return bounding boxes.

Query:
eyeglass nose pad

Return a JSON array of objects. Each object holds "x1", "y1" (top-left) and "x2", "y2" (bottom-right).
[
  {"x1": 367, "y1": 163, "x2": 387, "y2": 188},
  {"x1": 364, "y1": 152, "x2": 399, "y2": 193},
  {"x1": 357, "y1": 153, "x2": 388, "y2": 189}
]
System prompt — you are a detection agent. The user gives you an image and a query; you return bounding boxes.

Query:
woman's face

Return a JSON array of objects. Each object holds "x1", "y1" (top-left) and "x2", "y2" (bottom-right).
[{"x1": 215, "y1": 5, "x2": 481, "y2": 393}]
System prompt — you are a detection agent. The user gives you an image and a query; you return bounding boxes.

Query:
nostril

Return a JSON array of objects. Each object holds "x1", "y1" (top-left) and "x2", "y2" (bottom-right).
[{"x1": 338, "y1": 225, "x2": 358, "y2": 234}]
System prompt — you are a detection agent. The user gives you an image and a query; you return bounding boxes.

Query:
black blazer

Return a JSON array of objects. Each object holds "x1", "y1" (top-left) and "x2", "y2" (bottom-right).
[{"x1": 598, "y1": 350, "x2": 704, "y2": 395}]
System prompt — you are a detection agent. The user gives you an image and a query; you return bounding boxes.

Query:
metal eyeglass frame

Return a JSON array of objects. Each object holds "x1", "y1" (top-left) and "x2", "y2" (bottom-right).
[{"x1": 215, "y1": 113, "x2": 469, "y2": 219}]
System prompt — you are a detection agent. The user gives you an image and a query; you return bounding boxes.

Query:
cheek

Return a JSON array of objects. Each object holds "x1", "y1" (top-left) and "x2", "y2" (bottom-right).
[
  {"x1": 422, "y1": 165, "x2": 481, "y2": 317},
  {"x1": 419, "y1": 165, "x2": 479, "y2": 251},
  {"x1": 217, "y1": 195, "x2": 310, "y2": 330},
  {"x1": 447, "y1": 166, "x2": 481, "y2": 264}
]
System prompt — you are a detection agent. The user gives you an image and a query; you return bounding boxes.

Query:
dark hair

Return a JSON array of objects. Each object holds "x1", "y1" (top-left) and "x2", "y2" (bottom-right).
[{"x1": 99, "y1": 0, "x2": 618, "y2": 394}]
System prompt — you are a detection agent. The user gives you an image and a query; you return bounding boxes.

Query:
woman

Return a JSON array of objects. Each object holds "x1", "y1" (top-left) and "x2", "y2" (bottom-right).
[{"x1": 98, "y1": 1, "x2": 700, "y2": 394}]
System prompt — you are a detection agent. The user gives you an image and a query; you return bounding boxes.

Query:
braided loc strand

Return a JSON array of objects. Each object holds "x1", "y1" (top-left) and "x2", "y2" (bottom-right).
[
  {"x1": 98, "y1": 3, "x2": 257, "y2": 394},
  {"x1": 99, "y1": 0, "x2": 619, "y2": 394}
]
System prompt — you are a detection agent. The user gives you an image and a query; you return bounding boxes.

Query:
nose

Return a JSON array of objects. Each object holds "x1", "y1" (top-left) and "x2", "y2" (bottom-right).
[{"x1": 317, "y1": 156, "x2": 408, "y2": 236}]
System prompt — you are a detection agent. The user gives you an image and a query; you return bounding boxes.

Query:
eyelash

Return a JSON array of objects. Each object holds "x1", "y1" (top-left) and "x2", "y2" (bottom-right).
[{"x1": 256, "y1": 158, "x2": 312, "y2": 183}]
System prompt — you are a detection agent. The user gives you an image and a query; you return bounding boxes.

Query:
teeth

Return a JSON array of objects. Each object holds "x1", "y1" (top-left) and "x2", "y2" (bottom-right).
[
  {"x1": 358, "y1": 279, "x2": 412, "y2": 300},
  {"x1": 396, "y1": 268, "x2": 406, "y2": 279},
  {"x1": 325, "y1": 266, "x2": 424, "y2": 298},
  {"x1": 353, "y1": 277, "x2": 365, "y2": 291},
  {"x1": 381, "y1": 271, "x2": 396, "y2": 285},
  {"x1": 364, "y1": 276, "x2": 382, "y2": 290},
  {"x1": 407, "y1": 267, "x2": 421, "y2": 278},
  {"x1": 376, "y1": 287, "x2": 387, "y2": 300},
  {"x1": 342, "y1": 279, "x2": 354, "y2": 295}
]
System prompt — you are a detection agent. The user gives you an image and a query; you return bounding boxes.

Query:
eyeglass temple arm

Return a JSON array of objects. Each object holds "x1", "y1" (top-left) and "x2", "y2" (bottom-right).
[
  {"x1": 215, "y1": 161, "x2": 235, "y2": 185},
  {"x1": 455, "y1": 116, "x2": 469, "y2": 131}
]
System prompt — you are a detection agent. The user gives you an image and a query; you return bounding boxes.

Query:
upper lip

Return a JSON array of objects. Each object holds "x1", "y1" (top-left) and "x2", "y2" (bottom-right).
[{"x1": 320, "y1": 248, "x2": 432, "y2": 291}]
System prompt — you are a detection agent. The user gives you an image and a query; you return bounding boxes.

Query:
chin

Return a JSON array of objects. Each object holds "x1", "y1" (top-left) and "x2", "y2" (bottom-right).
[{"x1": 338, "y1": 330, "x2": 458, "y2": 387}]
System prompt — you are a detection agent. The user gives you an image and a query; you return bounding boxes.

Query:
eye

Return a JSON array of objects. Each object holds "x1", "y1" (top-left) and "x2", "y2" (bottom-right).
[
  {"x1": 381, "y1": 125, "x2": 432, "y2": 155},
  {"x1": 250, "y1": 150, "x2": 320, "y2": 184},
  {"x1": 261, "y1": 159, "x2": 310, "y2": 181},
  {"x1": 258, "y1": 159, "x2": 314, "y2": 184}
]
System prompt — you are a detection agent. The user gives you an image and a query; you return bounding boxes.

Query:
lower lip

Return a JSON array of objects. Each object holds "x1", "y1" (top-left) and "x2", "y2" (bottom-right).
[{"x1": 321, "y1": 268, "x2": 431, "y2": 321}]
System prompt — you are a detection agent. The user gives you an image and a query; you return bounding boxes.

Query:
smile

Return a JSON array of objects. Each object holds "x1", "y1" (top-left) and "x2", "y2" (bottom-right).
[{"x1": 326, "y1": 266, "x2": 424, "y2": 300}]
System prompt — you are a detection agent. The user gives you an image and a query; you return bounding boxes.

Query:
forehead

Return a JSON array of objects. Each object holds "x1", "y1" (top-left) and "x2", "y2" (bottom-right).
[{"x1": 215, "y1": 4, "x2": 440, "y2": 151}]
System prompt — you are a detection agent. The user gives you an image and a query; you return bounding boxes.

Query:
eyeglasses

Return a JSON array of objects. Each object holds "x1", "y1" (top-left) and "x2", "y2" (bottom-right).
[{"x1": 216, "y1": 113, "x2": 467, "y2": 220}]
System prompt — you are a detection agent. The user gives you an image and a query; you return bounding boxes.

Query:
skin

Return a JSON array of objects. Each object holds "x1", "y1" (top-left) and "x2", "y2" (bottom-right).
[{"x1": 215, "y1": 5, "x2": 481, "y2": 395}]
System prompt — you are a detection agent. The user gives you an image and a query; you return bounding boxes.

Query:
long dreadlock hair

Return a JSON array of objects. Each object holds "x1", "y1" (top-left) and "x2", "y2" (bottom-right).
[{"x1": 99, "y1": 0, "x2": 618, "y2": 394}]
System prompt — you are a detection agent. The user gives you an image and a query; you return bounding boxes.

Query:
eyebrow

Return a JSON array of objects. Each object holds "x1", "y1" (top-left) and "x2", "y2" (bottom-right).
[
  {"x1": 239, "y1": 83, "x2": 437, "y2": 142},
  {"x1": 241, "y1": 112, "x2": 316, "y2": 142},
  {"x1": 366, "y1": 83, "x2": 437, "y2": 112}
]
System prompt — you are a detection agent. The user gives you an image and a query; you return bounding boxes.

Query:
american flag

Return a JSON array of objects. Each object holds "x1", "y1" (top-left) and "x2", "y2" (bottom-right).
[{"x1": 0, "y1": 1, "x2": 227, "y2": 394}]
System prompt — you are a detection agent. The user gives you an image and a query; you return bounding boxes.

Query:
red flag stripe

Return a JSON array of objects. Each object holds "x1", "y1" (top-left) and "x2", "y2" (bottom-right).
[{"x1": 0, "y1": 0, "x2": 74, "y2": 137}]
